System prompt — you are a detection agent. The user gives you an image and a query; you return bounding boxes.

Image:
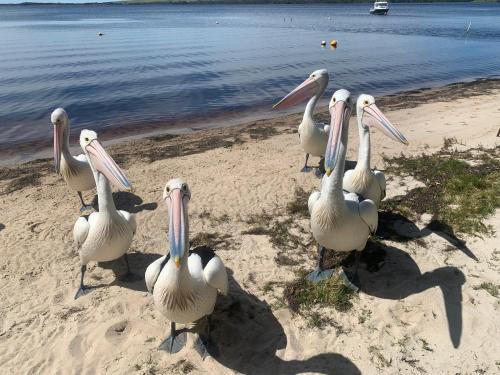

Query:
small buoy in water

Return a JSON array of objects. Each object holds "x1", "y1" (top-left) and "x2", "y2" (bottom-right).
[
  {"x1": 98, "y1": 32, "x2": 103, "y2": 36},
  {"x1": 216, "y1": 21, "x2": 219, "y2": 24},
  {"x1": 321, "y1": 40, "x2": 326, "y2": 47},
  {"x1": 330, "y1": 39, "x2": 338, "y2": 48}
]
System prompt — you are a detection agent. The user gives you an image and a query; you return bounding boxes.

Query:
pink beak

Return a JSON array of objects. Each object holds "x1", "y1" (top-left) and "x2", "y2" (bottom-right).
[
  {"x1": 273, "y1": 76, "x2": 318, "y2": 110},
  {"x1": 53, "y1": 126, "x2": 63, "y2": 173},
  {"x1": 85, "y1": 140, "x2": 132, "y2": 190}
]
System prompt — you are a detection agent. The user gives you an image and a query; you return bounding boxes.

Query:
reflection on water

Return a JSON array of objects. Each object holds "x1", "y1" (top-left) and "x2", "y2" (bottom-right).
[{"x1": 0, "y1": 3, "x2": 499, "y2": 148}]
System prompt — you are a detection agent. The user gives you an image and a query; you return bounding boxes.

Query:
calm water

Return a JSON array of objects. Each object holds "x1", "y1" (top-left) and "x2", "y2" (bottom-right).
[{"x1": 1, "y1": 3, "x2": 500, "y2": 149}]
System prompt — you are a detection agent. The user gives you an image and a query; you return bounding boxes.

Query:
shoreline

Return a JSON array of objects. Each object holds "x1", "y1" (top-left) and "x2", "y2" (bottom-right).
[{"x1": 1, "y1": 77, "x2": 499, "y2": 169}]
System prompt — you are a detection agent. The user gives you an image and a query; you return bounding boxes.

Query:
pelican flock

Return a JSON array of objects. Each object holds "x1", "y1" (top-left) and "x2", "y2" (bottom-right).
[
  {"x1": 145, "y1": 179, "x2": 228, "y2": 357},
  {"x1": 274, "y1": 69, "x2": 330, "y2": 172},
  {"x1": 49, "y1": 65, "x2": 411, "y2": 358},
  {"x1": 73, "y1": 130, "x2": 136, "y2": 299},
  {"x1": 51, "y1": 108, "x2": 95, "y2": 210}
]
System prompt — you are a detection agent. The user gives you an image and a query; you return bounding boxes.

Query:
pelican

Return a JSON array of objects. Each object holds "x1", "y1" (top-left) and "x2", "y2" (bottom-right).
[
  {"x1": 145, "y1": 178, "x2": 228, "y2": 358},
  {"x1": 343, "y1": 95, "x2": 408, "y2": 206},
  {"x1": 73, "y1": 130, "x2": 136, "y2": 299},
  {"x1": 274, "y1": 69, "x2": 330, "y2": 172},
  {"x1": 51, "y1": 108, "x2": 95, "y2": 211},
  {"x1": 307, "y1": 89, "x2": 378, "y2": 287}
]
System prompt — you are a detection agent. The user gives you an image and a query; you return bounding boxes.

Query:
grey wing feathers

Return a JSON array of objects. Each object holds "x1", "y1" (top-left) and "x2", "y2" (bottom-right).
[
  {"x1": 73, "y1": 216, "x2": 90, "y2": 247},
  {"x1": 373, "y1": 170, "x2": 386, "y2": 201}
]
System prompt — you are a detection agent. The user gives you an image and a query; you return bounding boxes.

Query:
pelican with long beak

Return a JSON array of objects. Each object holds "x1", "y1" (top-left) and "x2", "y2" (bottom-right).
[
  {"x1": 51, "y1": 108, "x2": 95, "y2": 211},
  {"x1": 145, "y1": 179, "x2": 228, "y2": 358},
  {"x1": 274, "y1": 69, "x2": 330, "y2": 172},
  {"x1": 307, "y1": 89, "x2": 378, "y2": 287},
  {"x1": 343, "y1": 95, "x2": 409, "y2": 206},
  {"x1": 72, "y1": 130, "x2": 136, "y2": 299}
]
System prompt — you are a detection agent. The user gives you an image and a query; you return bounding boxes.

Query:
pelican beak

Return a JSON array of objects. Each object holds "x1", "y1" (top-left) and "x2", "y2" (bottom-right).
[
  {"x1": 53, "y1": 126, "x2": 63, "y2": 173},
  {"x1": 325, "y1": 100, "x2": 350, "y2": 176},
  {"x1": 168, "y1": 188, "x2": 186, "y2": 268},
  {"x1": 273, "y1": 76, "x2": 318, "y2": 110},
  {"x1": 85, "y1": 140, "x2": 132, "y2": 190},
  {"x1": 362, "y1": 104, "x2": 408, "y2": 145}
]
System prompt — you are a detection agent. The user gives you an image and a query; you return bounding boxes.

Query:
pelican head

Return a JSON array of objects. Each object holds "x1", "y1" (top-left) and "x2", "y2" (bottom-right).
[
  {"x1": 357, "y1": 94, "x2": 408, "y2": 145},
  {"x1": 273, "y1": 69, "x2": 329, "y2": 109},
  {"x1": 163, "y1": 178, "x2": 191, "y2": 269},
  {"x1": 51, "y1": 108, "x2": 69, "y2": 174},
  {"x1": 79, "y1": 129, "x2": 132, "y2": 191},
  {"x1": 325, "y1": 89, "x2": 353, "y2": 177}
]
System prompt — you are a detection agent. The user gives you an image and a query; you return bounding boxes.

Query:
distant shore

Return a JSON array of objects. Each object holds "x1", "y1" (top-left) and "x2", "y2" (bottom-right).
[{"x1": 0, "y1": 77, "x2": 499, "y2": 168}]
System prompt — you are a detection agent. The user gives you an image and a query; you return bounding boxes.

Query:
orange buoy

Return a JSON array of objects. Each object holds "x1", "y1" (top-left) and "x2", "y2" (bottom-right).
[{"x1": 330, "y1": 39, "x2": 338, "y2": 48}]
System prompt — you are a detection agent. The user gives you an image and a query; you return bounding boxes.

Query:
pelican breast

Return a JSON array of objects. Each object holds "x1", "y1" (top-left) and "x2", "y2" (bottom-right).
[{"x1": 60, "y1": 153, "x2": 95, "y2": 192}]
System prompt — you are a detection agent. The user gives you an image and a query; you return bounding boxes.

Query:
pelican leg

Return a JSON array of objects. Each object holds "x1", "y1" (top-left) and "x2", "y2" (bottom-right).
[
  {"x1": 159, "y1": 322, "x2": 187, "y2": 354},
  {"x1": 339, "y1": 251, "x2": 361, "y2": 292},
  {"x1": 301, "y1": 153, "x2": 312, "y2": 172},
  {"x1": 74, "y1": 265, "x2": 92, "y2": 299},
  {"x1": 193, "y1": 315, "x2": 217, "y2": 360},
  {"x1": 315, "y1": 157, "x2": 326, "y2": 177},
  {"x1": 306, "y1": 245, "x2": 334, "y2": 283},
  {"x1": 118, "y1": 254, "x2": 140, "y2": 282},
  {"x1": 78, "y1": 192, "x2": 93, "y2": 212}
]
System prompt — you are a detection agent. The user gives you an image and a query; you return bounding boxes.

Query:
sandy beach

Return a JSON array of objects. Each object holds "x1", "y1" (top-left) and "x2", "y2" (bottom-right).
[{"x1": 0, "y1": 79, "x2": 499, "y2": 374}]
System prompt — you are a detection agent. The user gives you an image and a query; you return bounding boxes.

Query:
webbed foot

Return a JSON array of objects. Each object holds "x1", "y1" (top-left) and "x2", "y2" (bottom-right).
[
  {"x1": 79, "y1": 204, "x2": 94, "y2": 213},
  {"x1": 159, "y1": 331, "x2": 187, "y2": 354},
  {"x1": 301, "y1": 166, "x2": 312, "y2": 173},
  {"x1": 306, "y1": 268, "x2": 334, "y2": 283},
  {"x1": 314, "y1": 168, "x2": 324, "y2": 178},
  {"x1": 74, "y1": 286, "x2": 92, "y2": 299},
  {"x1": 193, "y1": 335, "x2": 214, "y2": 360},
  {"x1": 339, "y1": 269, "x2": 360, "y2": 292}
]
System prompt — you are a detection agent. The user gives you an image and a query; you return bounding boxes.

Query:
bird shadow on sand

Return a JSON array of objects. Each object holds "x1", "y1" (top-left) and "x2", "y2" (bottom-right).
[
  {"x1": 0, "y1": 223, "x2": 5, "y2": 232},
  {"x1": 210, "y1": 268, "x2": 361, "y2": 375},
  {"x1": 90, "y1": 191, "x2": 158, "y2": 214},
  {"x1": 378, "y1": 210, "x2": 478, "y2": 261},
  {"x1": 345, "y1": 241, "x2": 465, "y2": 349},
  {"x1": 95, "y1": 251, "x2": 162, "y2": 293}
]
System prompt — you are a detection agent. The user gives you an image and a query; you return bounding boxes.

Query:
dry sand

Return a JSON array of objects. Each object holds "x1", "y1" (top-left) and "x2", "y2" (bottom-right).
[{"x1": 0, "y1": 80, "x2": 499, "y2": 374}]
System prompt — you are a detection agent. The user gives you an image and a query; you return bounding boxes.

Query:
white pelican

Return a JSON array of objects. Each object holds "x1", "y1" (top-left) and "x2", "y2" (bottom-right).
[
  {"x1": 343, "y1": 95, "x2": 408, "y2": 206},
  {"x1": 73, "y1": 130, "x2": 136, "y2": 299},
  {"x1": 274, "y1": 69, "x2": 330, "y2": 172},
  {"x1": 145, "y1": 178, "x2": 228, "y2": 357},
  {"x1": 51, "y1": 108, "x2": 95, "y2": 211},
  {"x1": 307, "y1": 89, "x2": 378, "y2": 287}
]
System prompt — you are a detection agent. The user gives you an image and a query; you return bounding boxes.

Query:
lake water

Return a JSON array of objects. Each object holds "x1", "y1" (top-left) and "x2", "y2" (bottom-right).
[{"x1": 1, "y1": 3, "x2": 500, "y2": 150}]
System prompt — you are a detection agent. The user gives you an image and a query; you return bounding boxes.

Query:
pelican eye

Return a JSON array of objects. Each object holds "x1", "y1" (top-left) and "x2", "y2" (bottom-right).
[
  {"x1": 85, "y1": 137, "x2": 89, "y2": 142},
  {"x1": 181, "y1": 183, "x2": 188, "y2": 191},
  {"x1": 166, "y1": 186, "x2": 170, "y2": 193},
  {"x1": 364, "y1": 100, "x2": 369, "y2": 105},
  {"x1": 333, "y1": 97, "x2": 336, "y2": 102}
]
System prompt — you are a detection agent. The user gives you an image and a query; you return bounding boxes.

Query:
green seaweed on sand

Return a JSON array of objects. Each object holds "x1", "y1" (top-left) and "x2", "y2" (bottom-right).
[
  {"x1": 284, "y1": 271, "x2": 356, "y2": 314},
  {"x1": 382, "y1": 142, "x2": 500, "y2": 236}
]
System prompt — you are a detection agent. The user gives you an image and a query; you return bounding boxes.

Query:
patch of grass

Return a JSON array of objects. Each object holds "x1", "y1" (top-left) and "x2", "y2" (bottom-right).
[
  {"x1": 368, "y1": 345, "x2": 392, "y2": 368},
  {"x1": 382, "y1": 144, "x2": 500, "y2": 236},
  {"x1": 473, "y1": 282, "x2": 499, "y2": 297},
  {"x1": 284, "y1": 272, "x2": 356, "y2": 313},
  {"x1": 306, "y1": 311, "x2": 334, "y2": 329},
  {"x1": 168, "y1": 360, "x2": 196, "y2": 374},
  {"x1": 286, "y1": 186, "x2": 310, "y2": 218},
  {"x1": 190, "y1": 232, "x2": 232, "y2": 250},
  {"x1": 358, "y1": 308, "x2": 372, "y2": 324},
  {"x1": 262, "y1": 281, "x2": 279, "y2": 294},
  {"x1": 419, "y1": 338, "x2": 434, "y2": 352}
]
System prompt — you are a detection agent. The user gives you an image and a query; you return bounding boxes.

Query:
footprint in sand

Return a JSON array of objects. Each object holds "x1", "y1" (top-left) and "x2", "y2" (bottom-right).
[{"x1": 105, "y1": 320, "x2": 129, "y2": 343}]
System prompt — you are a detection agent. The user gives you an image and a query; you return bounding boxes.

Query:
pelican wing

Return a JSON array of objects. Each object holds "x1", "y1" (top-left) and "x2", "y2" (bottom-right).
[
  {"x1": 204, "y1": 256, "x2": 229, "y2": 295},
  {"x1": 373, "y1": 170, "x2": 386, "y2": 200},
  {"x1": 145, "y1": 255, "x2": 169, "y2": 293},
  {"x1": 119, "y1": 210, "x2": 137, "y2": 234},
  {"x1": 322, "y1": 123, "x2": 330, "y2": 135},
  {"x1": 308, "y1": 190, "x2": 321, "y2": 215},
  {"x1": 358, "y1": 199, "x2": 378, "y2": 234},
  {"x1": 73, "y1": 216, "x2": 90, "y2": 247}
]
